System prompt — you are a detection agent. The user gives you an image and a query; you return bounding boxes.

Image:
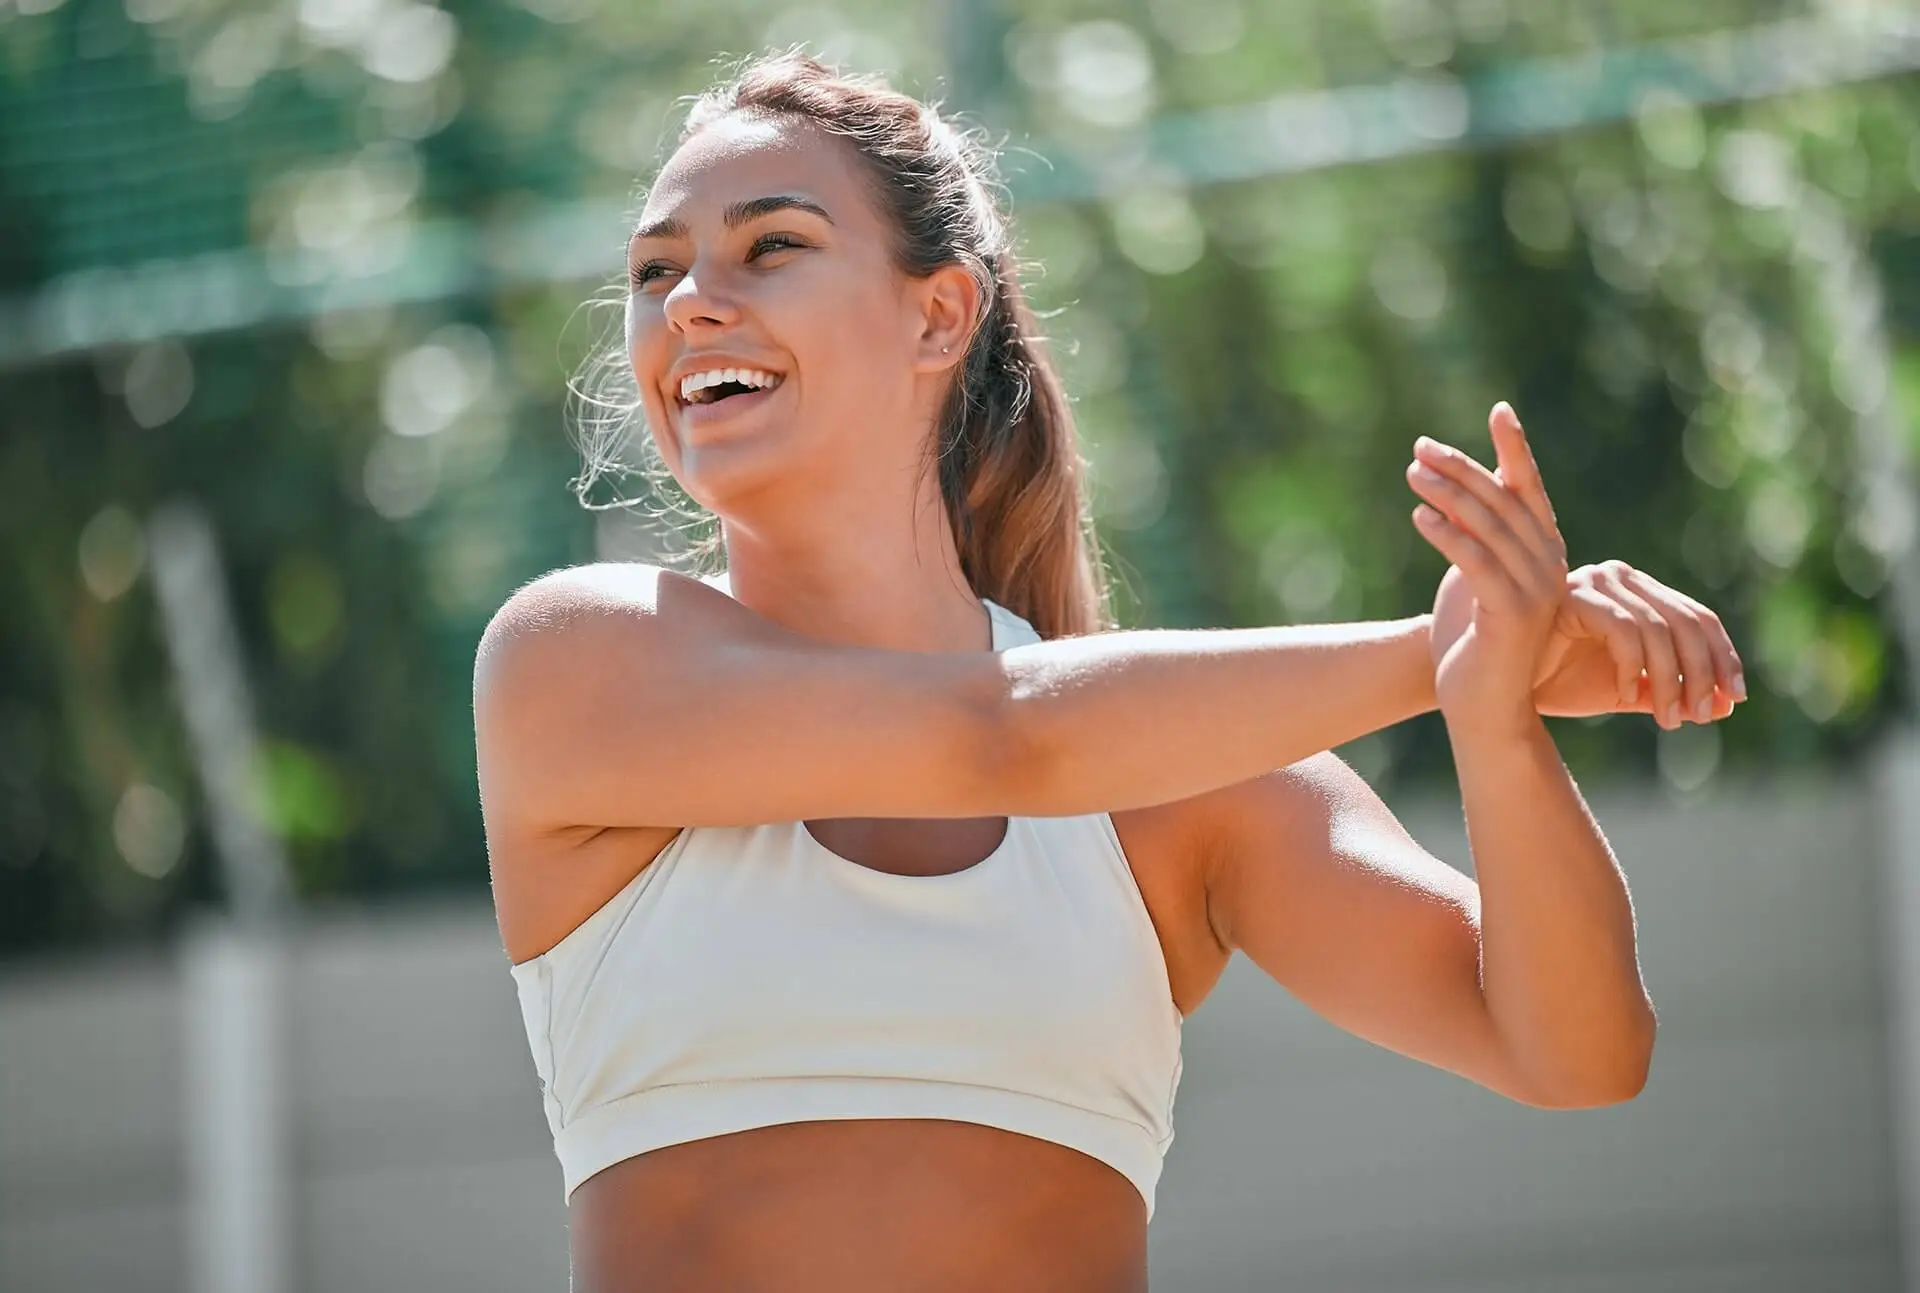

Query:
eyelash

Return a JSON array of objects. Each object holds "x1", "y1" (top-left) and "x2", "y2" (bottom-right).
[{"x1": 630, "y1": 234, "x2": 805, "y2": 289}]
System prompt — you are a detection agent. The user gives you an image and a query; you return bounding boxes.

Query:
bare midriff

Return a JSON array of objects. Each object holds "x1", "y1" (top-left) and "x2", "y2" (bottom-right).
[{"x1": 567, "y1": 1119, "x2": 1150, "y2": 1293}]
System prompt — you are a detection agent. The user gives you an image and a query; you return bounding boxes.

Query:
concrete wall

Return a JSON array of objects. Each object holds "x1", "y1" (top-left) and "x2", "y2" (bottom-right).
[{"x1": 0, "y1": 771, "x2": 1899, "y2": 1292}]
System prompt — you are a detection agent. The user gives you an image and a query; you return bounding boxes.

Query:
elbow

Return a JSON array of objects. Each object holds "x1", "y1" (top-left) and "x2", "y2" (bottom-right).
[
  {"x1": 1530, "y1": 1065, "x2": 1649, "y2": 1110},
  {"x1": 1523, "y1": 1011, "x2": 1657, "y2": 1110}
]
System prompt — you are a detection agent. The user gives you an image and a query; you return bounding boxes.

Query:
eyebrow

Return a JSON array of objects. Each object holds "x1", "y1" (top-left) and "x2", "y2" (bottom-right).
[{"x1": 630, "y1": 195, "x2": 835, "y2": 244}]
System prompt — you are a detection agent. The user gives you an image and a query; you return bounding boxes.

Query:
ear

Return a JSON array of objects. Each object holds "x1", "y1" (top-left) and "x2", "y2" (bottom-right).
[{"x1": 909, "y1": 262, "x2": 981, "y2": 373}]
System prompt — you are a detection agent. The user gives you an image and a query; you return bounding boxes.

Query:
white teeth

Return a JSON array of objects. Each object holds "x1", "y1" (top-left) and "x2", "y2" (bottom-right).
[{"x1": 678, "y1": 366, "x2": 782, "y2": 404}]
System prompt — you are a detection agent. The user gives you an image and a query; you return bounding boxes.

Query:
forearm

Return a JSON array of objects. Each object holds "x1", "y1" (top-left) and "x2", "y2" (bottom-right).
[
  {"x1": 1000, "y1": 615, "x2": 1437, "y2": 814},
  {"x1": 1451, "y1": 716, "x2": 1655, "y2": 1104}
]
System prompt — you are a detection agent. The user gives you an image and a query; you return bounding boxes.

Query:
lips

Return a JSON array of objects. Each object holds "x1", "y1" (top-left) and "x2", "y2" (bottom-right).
[{"x1": 674, "y1": 379, "x2": 782, "y2": 432}]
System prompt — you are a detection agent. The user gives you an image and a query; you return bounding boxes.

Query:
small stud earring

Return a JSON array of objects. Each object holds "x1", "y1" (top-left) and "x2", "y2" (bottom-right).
[{"x1": 942, "y1": 346, "x2": 950, "y2": 353}]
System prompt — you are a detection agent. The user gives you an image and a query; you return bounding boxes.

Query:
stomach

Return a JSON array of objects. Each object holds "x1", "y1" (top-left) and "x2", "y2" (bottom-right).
[{"x1": 567, "y1": 1119, "x2": 1150, "y2": 1293}]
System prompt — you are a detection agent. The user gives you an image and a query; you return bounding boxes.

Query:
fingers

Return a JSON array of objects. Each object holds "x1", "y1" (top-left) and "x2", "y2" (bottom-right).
[
  {"x1": 1619, "y1": 566, "x2": 1745, "y2": 718},
  {"x1": 1565, "y1": 585, "x2": 1645, "y2": 707},
  {"x1": 1406, "y1": 459, "x2": 1546, "y2": 594},
  {"x1": 1487, "y1": 402, "x2": 1559, "y2": 536},
  {"x1": 1578, "y1": 561, "x2": 1746, "y2": 728},
  {"x1": 1411, "y1": 504, "x2": 1523, "y2": 608},
  {"x1": 1412, "y1": 427, "x2": 1565, "y2": 570},
  {"x1": 1588, "y1": 564, "x2": 1688, "y2": 727},
  {"x1": 1407, "y1": 435, "x2": 1566, "y2": 596},
  {"x1": 1409, "y1": 406, "x2": 1565, "y2": 573}
]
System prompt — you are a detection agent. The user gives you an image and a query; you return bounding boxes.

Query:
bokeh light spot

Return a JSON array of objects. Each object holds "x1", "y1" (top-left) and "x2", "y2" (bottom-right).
[
  {"x1": 123, "y1": 340, "x2": 194, "y2": 428},
  {"x1": 114, "y1": 783, "x2": 186, "y2": 879},
  {"x1": 1111, "y1": 188, "x2": 1204, "y2": 276},
  {"x1": 78, "y1": 505, "x2": 147, "y2": 602}
]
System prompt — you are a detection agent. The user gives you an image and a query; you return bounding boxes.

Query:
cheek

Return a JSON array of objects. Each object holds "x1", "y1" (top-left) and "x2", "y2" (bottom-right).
[
  {"x1": 626, "y1": 297, "x2": 663, "y2": 371},
  {"x1": 626, "y1": 303, "x2": 668, "y2": 395},
  {"x1": 625, "y1": 304, "x2": 682, "y2": 457},
  {"x1": 780, "y1": 276, "x2": 914, "y2": 396}
]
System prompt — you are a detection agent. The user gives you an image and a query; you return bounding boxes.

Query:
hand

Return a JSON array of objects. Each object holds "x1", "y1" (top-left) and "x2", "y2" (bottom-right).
[
  {"x1": 1434, "y1": 561, "x2": 1746, "y2": 727},
  {"x1": 1530, "y1": 562, "x2": 1744, "y2": 726},
  {"x1": 1408, "y1": 403, "x2": 1568, "y2": 738},
  {"x1": 1417, "y1": 405, "x2": 1746, "y2": 734}
]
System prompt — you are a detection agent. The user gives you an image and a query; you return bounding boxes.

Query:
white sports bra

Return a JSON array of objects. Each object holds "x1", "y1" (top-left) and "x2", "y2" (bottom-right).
[{"x1": 508, "y1": 598, "x2": 1185, "y2": 1216}]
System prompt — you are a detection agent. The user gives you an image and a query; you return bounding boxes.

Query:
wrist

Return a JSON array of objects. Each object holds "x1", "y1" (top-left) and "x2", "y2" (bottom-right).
[
  {"x1": 1442, "y1": 699, "x2": 1547, "y2": 748},
  {"x1": 1405, "y1": 614, "x2": 1438, "y2": 717}
]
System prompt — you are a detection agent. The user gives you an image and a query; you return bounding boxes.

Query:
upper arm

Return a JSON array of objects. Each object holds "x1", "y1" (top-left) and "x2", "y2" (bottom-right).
[
  {"x1": 1203, "y1": 752, "x2": 1549, "y2": 1104},
  {"x1": 473, "y1": 564, "x2": 1021, "y2": 834}
]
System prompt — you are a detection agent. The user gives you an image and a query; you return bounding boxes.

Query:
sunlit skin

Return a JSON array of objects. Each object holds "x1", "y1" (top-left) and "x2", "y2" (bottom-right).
[
  {"x1": 483, "y1": 106, "x2": 1745, "y2": 1293},
  {"x1": 625, "y1": 112, "x2": 991, "y2": 655},
  {"x1": 583, "y1": 112, "x2": 1154, "y2": 1293}
]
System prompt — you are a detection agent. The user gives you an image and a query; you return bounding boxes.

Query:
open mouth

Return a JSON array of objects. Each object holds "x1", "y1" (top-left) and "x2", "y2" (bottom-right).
[{"x1": 676, "y1": 368, "x2": 785, "y2": 409}]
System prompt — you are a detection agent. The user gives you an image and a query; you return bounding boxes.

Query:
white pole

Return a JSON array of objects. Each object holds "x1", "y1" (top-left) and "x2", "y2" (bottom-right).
[
  {"x1": 182, "y1": 922, "x2": 293, "y2": 1293},
  {"x1": 146, "y1": 502, "x2": 293, "y2": 925},
  {"x1": 149, "y1": 501, "x2": 296, "y2": 1293},
  {"x1": 1815, "y1": 214, "x2": 1920, "y2": 1289}
]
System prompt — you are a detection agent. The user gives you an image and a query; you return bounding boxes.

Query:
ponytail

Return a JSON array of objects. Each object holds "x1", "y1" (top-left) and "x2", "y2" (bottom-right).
[{"x1": 935, "y1": 254, "x2": 1109, "y2": 637}]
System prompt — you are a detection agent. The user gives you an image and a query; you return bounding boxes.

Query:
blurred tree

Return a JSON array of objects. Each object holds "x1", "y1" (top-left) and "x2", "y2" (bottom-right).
[{"x1": 0, "y1": 0, "x2": 1915, "y2": 957}]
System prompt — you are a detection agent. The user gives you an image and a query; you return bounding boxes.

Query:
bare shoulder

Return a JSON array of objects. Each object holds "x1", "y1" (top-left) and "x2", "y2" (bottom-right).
[
  {"x1": 477, "y1": 561, "x2": 671, "y2": 665},
  {"x1": 471, "y1": 563, "x2": 743, "y2": 784},
  {"x1": 476, "y1": 564, "x2": 696, "y2": 962}
]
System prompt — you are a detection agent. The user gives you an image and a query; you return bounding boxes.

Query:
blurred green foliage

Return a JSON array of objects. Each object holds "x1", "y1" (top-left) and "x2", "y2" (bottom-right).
[{"x1": 1, "y1": 0, "x2": 1916, "y2": 956}]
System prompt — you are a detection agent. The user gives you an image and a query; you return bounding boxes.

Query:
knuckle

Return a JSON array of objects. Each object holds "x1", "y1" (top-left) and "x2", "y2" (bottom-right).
[{"x1": 1634, "y1": 615, "x2": 1671, "y2": 648}]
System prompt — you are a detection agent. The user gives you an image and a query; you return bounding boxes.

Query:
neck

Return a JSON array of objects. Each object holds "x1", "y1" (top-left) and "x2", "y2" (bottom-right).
[{"x1": 712, "y1": 473, "x2": 992, "y2": 655}]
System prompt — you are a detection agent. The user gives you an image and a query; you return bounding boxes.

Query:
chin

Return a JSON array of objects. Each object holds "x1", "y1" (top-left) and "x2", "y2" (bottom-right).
[{"x1": 674, "y1": 435, "x2": 819, "y2": 521}]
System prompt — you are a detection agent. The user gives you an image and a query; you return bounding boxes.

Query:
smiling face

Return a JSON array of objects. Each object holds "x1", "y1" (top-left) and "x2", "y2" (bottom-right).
[{"x1": 625, "y1": 112, "x2": 969, "y2": 524}]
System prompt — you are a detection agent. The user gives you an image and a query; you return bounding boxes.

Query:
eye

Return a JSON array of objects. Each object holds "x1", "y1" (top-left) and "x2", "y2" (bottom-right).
[
  {"x1": 748, "y1": 233, "x2": 806, "y2": 260},
  {"x1": 630, "y1": 260, "x2": 675, "y2": 290},
  {"x1": 628, "y1": 235, "x2": 805, "y2": 291}
]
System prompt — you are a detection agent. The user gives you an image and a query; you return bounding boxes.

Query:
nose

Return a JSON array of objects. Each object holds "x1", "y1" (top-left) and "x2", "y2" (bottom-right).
[{"x1": 661, "y1": 265, "x2": 740, "y2": 335}]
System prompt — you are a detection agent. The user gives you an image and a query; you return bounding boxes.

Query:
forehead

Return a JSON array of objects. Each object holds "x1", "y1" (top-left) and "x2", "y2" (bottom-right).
[{"x1": 643, "y1": 114, "x2": 876, "y2": 227}]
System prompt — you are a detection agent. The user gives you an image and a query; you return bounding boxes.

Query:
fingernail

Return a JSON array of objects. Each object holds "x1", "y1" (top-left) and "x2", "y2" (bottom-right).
[
  {"x1": 1694, "y1": 697, "x2": 1712, "y2": 723},
  {"x1": 1732, "y1": 672, "x2": 1747, "y2": 700},
  {"x1": 1666, "y1": 703, "x2": 1681, "y2": 728}
]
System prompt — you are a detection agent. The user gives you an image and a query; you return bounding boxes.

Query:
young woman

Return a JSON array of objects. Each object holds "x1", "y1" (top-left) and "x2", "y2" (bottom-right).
[{"x1": 473, "y1": 51, "x2": 1744, "y2": 1293}]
